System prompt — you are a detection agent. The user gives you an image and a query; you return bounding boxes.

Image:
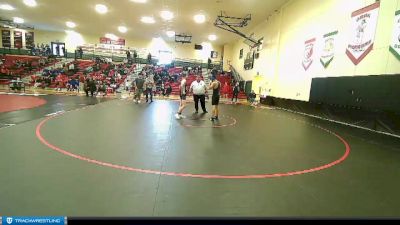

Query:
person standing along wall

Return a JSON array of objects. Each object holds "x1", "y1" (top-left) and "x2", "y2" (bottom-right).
[{"x1": 232, "y1": 82, "x2": 240, "y2": 103}]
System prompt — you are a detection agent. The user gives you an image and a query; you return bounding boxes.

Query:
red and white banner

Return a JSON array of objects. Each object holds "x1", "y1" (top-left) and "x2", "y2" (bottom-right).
[
  {"x1": 302, "y1": 38, "x2": 316, "y2": 71},
  {"x1": 346, "y1": 2, "x2": 380, "y2": 65},
  {"x1": 100, "y1": 37, "x2": 125, "y2": 46}
]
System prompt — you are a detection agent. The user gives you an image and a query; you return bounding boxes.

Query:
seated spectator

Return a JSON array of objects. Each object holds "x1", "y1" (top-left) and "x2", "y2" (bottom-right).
[
  {"x1": 0, "y1": 66, "x2": 8, "y2": 75},
  {"x1": 68, "y1": 63, "x2": 75, "y2": 71},
  {"x1": 110, "y1": 82, "x2": 118, "y2": 92},
  {"x1": 10, "y1": 77, "x2": 23, "y2": 91},
  {"x1": 97, "y1": 81, "x2": 107, "y2": 96},
  {"x1": 164, "y1": 82, "x2": 172, "y2": 97},
  {"x1": 67, "y1": 78, "x2": 79, "y2": 92},
  {"x1": 249, "y1": 90, "x2": 257, "y2": 105},
  {"x1": 85, "y1": 66, "x2": 94, "y2": 73}
]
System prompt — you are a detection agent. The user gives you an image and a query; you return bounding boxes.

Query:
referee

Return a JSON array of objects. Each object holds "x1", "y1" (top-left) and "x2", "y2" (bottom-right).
[{"x1": 189, "y1": 75, "x2": 208, "y2": 114}]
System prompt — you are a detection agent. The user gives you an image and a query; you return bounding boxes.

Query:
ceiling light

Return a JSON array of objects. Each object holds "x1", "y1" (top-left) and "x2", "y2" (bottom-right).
[
  {"x1": 194, "y1": 14, "x2": 205, "y2": 24},
  {"x1": 23, "y1": 0, "x2": 37, "y2": 7},
  {"x1": 118, "y1": 26, "x2": 127, "y2": 33},
  {"x1": 105, "y1": 33, "x2": 118, "y2": 41},
  {"x1": 95, "y1": 4, "x2": 108, "y2": 14},
  {"x1": 66, "y1": 21, "x2": 76, "y2": 28},
  {"x1": 130, "y1": 0, "x2": 147, "y2": 3},
  {"x1": 166, "y1": 31, "x2": 175, "y2": 37},
  {"x1": 13, "y1": 17, "x2": 24, "y2": 24},
  {"x1": 160, "y1": 10, "x2": 174, "y2": 21},
  {"x1": 208, "y1": 34, "x2": 217, "y2": 41},
  {"x1": 0, "y1": 4, "x2": 14, "y2": 10},
  {"x1": 141, "y1": 16, "x2": 155, "y2": 24}
]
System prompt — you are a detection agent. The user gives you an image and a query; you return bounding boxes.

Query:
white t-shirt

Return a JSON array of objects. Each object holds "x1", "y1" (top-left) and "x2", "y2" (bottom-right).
[{"x1": 190, "y1": 80, "x2": 206, "y2": 95}]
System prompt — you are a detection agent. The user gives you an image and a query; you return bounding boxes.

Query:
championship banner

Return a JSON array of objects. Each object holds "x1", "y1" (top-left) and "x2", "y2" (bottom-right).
[
  {"x1": 320, "y1": 31, "x2": 338, "y2": 68},
  {"x1": 302, "y1": 38, "x2": 316, "y2": 71},
  {"x1": 346, "y1": 2, "x2": 380, "y2": 65},
  {"x1": 100, "y1": 37, "x2": 125, "y2": 46},
  {"x1": 389, "y1": 10, "x2": 400, "y2": 61}
]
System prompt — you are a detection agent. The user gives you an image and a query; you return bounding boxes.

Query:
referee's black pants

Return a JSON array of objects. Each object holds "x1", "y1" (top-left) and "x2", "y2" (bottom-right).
[{"x1": 193, "y1": 94, "x2": 207, "y2": 113}]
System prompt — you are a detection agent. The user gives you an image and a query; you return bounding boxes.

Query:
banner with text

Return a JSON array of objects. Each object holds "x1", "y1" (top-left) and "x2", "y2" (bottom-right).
[
  {"x1": 302, "y1": 38, "x2": 316, "y2": 71},
  {"x1": 320, "y1": 31, "x2": 338, "y2": 68},
  {"x1": 100, "y1": 37, "x2": 125, "y2": 46},
  {"x1": 346, "y1": 2, "x2": 380, "y2": 65}
]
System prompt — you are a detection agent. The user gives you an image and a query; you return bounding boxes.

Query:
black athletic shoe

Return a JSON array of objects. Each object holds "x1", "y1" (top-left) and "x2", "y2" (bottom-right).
[
  {"x1": 210, "y1": 117, "x2": 215, "y2": 121},
  {"x1": 194, "y1": 111, "x2": 198, "y2": 114},
  {"x1": 203, "y1": 111, "x2": 208, "y2": 114},
  {"x1": 215, "y1": 116, "x2": 219, "y2": 120}
]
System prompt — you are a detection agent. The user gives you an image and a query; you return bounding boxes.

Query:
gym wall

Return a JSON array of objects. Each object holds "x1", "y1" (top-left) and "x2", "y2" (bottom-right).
[
  {"x1": 0, "y1": 29, "x2": 223, "y2": 62},
  {"x1": 224, "y1": 0, "x2": 400, "y2": 102},
  {"x1": 310, "y1": 74, "x2": 400, "y2": 112}
]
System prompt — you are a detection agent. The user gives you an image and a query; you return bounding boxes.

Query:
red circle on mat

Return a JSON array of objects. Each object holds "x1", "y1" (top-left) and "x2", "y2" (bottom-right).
[
  {"x1": 0, "y1": 95, "x2": 47, "y2": 113},
  {"x1": 36, "y1": 113, "x2": 351, "y2": 179}
]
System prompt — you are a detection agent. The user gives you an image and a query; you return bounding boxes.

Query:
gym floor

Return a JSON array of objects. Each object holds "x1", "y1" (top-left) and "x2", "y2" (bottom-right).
[{"x1": 0, "y1": 94, "x2": 399, "y2": 217}]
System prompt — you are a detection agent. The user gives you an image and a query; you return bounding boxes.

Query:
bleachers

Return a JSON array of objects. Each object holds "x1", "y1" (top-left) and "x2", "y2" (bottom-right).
[
  {"x1": 0, "y1": 55, "x2": 60, "y2": 89},
  {"x1": 0, "y1": 54, "x2": 246, "y2": 99},
  {"x1": 216, "y1": 73, "x2": 247, "y2": 99},
  {"x1": 25, "y1": 59, "x2": 133, "y2": 93},
  {"x1": 0, "y1": 55, "x2": 59, "y2": 77}
]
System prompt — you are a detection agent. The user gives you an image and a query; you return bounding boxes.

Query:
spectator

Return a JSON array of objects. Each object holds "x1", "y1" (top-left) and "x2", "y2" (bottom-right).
[
  {"x1": 133, "y1": 74, "x2": 145, "y2": 104},
  {"x1": 84, "y1": 77, "x2": 96, "y2": 97},
  {"x1": 232, "y1": 82, "x2": 240, "y2": 103},
  {"x1": 10, "y1": 77, "x2": 23, "y2": 91},
  {"x1": 222, "y1": 81, "x2": 230, "y2": 99},
  {"x1": 249, "y1": 90, "x2": 257, "y2": 105},
  {"x1": 68, "y1": 63, "x2": 75, "y2": 72},
  {"x1": 0, "y1": 66, "x2": 7, "y2": 75},
  {"x1": 76, "y1": 47, "x2": 83, "y2": 59},
  {"x1": 133, "y1": 50, "x2": 138, "y2": 63},
  {"x1": 165, "y1": 82, "x2": 172, "y2": 97},
  {"x1": 97, "y1": 81, "x2": 107, "y2": 97},
  {"x1": 147, "y1": 53, "x2": 152, "y2": 64},
  {"x1": 144, "y1": 76, "x2": 154, "y2": 103},
  {"x1": 67, "y1": 78, "x2": 79, "y2": 92}
]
